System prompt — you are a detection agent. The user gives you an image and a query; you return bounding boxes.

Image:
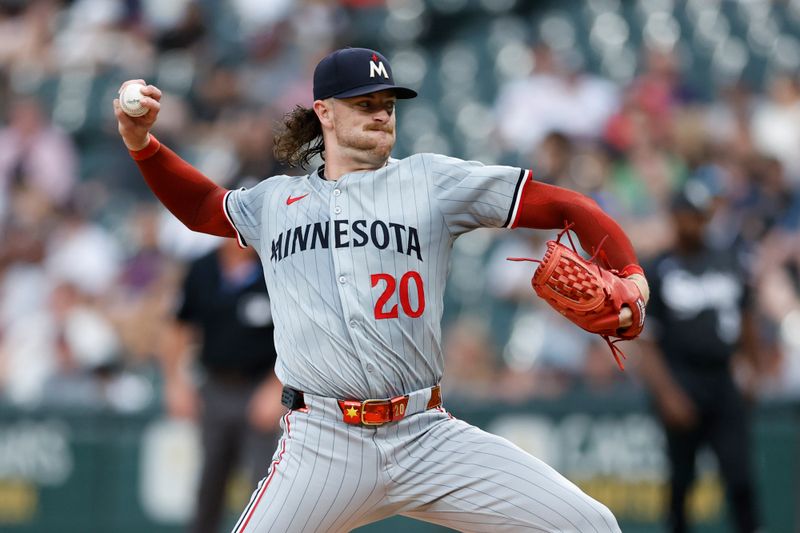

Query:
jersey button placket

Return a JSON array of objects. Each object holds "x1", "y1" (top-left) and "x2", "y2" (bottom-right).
[
  {"x1": 332, "y1": 182, "x2": 372, "y2": 384},
  {"x1": 331, "y1": 188, "x2": 358, "y2": 340},
  {"x1": 332, "y1": 194, "x2": 346, "y2": 288}
]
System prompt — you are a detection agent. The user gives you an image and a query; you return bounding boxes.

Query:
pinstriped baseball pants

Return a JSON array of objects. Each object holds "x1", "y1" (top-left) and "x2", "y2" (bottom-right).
[{"x1": 232, "y1": 394, "x2": 620, "y2": 533}]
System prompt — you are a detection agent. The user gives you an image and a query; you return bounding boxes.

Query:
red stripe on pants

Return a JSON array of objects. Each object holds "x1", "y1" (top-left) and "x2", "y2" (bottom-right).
[{"x1": 236, "y1": 411, "x2": 293, "y2": 533}]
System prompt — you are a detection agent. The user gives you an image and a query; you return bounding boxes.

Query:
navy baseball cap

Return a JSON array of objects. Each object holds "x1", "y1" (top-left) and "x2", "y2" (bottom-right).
[{"x1": 313, "y1": 48, "x2": 417, "y2": 101}]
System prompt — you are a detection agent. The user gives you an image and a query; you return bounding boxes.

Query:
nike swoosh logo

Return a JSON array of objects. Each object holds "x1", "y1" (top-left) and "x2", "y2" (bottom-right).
[{"x1": 286, "y1": 193, "x2": 309, "y2": 205}]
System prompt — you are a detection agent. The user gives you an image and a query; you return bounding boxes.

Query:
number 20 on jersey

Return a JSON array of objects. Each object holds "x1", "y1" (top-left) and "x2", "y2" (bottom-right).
[{"x1": 371, "y1": 271, "x2": 425, "y2": 319}]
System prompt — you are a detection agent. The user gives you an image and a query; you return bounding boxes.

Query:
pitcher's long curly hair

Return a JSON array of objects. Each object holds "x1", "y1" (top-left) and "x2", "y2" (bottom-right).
[{"x1": 273, "y1": 105, "x2": 324, "y2": 169}]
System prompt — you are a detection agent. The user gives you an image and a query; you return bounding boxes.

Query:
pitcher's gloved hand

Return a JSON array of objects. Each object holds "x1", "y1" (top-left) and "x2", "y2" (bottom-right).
[{"x1": 509, "y1": 239, "x2": 647, "y2": 370}]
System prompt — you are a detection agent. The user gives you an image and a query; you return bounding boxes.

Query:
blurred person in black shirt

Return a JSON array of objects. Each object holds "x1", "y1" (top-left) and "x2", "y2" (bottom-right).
[
  {"x1": 637, "y1": 180, "x2": 762, "y2": 533},
  {"x1": 162, "y1": 237, "x2": 282, "y2": 533}
]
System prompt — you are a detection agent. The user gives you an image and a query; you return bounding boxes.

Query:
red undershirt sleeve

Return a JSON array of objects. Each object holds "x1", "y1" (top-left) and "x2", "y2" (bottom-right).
[
  {"x1": 512, "y1": 177, "x2": 643, "y2": 276},
  {"x1": 130, "y1": 135, "x2": 236, "y2": 238}
]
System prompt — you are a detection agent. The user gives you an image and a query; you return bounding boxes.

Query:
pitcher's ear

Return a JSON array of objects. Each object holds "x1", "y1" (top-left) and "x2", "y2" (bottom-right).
[{"x1": 313, "y1": 99, "x2": 334, "y2": 129}]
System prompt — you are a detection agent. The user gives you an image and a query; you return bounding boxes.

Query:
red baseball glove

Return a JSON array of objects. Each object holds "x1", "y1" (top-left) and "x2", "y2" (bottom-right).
[{"x1": 509, "y1": 236, "x2": 646, "y2": 370}]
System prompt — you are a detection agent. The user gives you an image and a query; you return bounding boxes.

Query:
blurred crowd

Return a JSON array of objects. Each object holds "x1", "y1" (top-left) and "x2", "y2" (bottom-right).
[{"x1": 1, "y1": 0, "x2": 799, "y2": 411}]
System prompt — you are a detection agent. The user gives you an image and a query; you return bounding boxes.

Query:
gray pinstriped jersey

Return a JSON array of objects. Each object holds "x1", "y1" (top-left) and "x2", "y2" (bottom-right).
[{"x1": 225, "y1": 153, "x2": 529, "y2": 400}]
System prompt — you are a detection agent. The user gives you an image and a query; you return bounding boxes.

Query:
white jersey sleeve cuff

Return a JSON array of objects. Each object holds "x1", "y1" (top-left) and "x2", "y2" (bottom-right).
[
  {"x1": 223, "y1": 189, "x2": 248, "y2": 248},
  {"x1": 504, "y1": 169, "x2": 532, "y2": 229}
]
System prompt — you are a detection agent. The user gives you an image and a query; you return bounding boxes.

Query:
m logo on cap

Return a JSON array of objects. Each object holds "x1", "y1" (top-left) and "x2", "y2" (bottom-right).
[{"x1": 369, "y1": 53, "x2": 389, "y2": 79}]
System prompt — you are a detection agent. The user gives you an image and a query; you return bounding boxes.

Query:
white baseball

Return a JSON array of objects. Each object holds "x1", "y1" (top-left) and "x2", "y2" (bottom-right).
[{"x1": 119, "y1": 83, "x2": 148, "y2": 117}]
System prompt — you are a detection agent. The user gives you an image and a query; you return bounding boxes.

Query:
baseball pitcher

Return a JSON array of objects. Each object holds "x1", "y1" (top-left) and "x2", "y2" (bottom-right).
[{"x1": 114, "y1": 47, "x2": 649, "y2": 533}]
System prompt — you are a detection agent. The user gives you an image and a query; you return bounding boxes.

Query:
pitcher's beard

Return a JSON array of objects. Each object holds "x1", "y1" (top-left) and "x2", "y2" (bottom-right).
[{"x1": 340, "y1": 128, "x2": 395, "y2": 166}]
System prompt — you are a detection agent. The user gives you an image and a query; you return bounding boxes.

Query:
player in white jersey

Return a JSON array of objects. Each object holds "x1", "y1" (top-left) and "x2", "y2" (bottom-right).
[{"x1": 115, "y1": 47, "x2": 649, "y2": 532}]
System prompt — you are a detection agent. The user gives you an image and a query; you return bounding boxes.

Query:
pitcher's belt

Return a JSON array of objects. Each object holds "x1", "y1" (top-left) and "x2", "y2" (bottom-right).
[{"x1": 280, "y1": 384, "x2": 442, "y2": 426}]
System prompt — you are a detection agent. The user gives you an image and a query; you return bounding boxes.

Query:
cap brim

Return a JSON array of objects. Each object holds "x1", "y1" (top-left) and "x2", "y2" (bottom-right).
[{"x1": 333, "y1": 84, "x2": 417, "y2": 99}]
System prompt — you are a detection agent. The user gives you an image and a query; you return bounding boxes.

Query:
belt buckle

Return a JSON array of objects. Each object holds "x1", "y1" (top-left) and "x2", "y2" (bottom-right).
[{"x1": 360, "y1": 398, "x2": 390, "y2": 426}]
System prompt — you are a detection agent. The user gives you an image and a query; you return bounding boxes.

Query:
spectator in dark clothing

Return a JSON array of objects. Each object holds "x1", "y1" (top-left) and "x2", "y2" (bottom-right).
[
  {"x1": 161, "y1": 237, "x2": 283, "y2": 533},
  {"x1": 636, "y1": 180, "x2": 762, "y2": 533}
]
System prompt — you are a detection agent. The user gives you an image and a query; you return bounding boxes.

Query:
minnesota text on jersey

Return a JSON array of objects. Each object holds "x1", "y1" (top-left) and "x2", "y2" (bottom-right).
[{"x1": 270, "y1": 219, "x2": 422, "y2": 263}]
